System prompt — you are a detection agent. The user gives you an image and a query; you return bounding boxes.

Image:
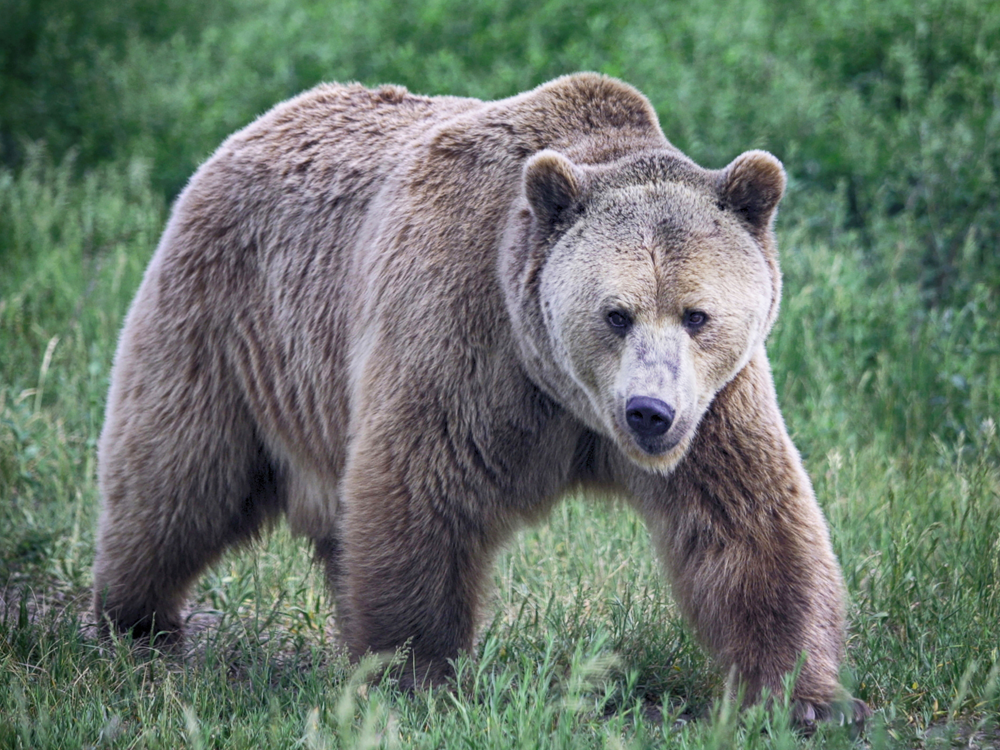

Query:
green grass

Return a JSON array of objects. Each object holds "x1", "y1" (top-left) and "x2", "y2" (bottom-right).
[{"x1": 2, "y1": 0, "x2": 1000, "y2": 746}]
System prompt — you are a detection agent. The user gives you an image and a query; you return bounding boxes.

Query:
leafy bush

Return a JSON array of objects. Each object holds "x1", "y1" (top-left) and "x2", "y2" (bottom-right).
[{"x1": 3, "y1": 0, "x2": 998, "y2": 303}]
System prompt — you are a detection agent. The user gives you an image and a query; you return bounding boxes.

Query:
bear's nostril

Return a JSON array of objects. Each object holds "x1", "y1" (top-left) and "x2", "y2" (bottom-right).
[{"x1": 625, "y1": 396, "x2": 674, "y2": 438}]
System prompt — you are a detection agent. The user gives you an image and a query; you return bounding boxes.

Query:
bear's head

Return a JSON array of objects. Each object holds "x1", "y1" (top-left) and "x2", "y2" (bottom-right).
[{"x1": 501, "y1": 148, "x2": 786, "y2": 473}]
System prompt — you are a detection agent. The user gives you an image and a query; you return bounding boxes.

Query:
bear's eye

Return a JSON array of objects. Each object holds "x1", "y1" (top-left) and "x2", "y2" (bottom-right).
[
  {"x1": 606, "y1": 310, "x2": 631, "y2": 333},
  {"x1": 683, "y1": 309, "x2": 709, "y2": 333}
]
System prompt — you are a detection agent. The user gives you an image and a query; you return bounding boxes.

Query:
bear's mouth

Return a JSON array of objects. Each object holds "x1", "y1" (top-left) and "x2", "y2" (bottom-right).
[
  {"x1": 631, "y1": 431, "x2": 682, "y2": 457},
  {"x1": 613, "y1": 410, "x2": 690, "y2": 465},
  {"x1": 616, "y1": 431, "x2": 693, "y2": 475},
  {"x1": 635, "y1": 435, "x2": 672, "y2": 456}
]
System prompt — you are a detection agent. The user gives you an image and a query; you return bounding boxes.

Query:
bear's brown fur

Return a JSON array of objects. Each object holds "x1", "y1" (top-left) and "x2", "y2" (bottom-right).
[{"x1": 93, "y1": 73, "x2": 868, "y2": 723}]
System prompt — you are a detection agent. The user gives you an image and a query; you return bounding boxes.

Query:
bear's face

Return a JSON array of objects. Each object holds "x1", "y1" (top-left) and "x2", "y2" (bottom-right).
[{"x1": 507, "y1": 149, "x2": 785, "y2": 474}]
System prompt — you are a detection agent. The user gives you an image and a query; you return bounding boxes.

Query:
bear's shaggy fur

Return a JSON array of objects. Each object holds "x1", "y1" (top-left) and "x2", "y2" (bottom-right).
[{"x1": 93, "y1": 73, "x2": 868, "y2": 723}]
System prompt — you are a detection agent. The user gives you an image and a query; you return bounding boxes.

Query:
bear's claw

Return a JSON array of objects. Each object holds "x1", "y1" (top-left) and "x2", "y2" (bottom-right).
[{"x1": 792, "y1": 697, "x2": 872, "y2": 736}]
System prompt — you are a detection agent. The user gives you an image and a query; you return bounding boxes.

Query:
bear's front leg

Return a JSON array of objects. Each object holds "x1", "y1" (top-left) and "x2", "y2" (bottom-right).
[
  {"x1": 334, "y1": 430, "x2": 495, "y2": 688},
  {"x1": 627, "y1": 348, "x2": 870, "y2": 726}
]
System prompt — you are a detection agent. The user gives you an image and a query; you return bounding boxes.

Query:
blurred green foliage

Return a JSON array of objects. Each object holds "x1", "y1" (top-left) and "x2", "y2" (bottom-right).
[{"x1": 1, "y1": 0, "x2": 998, "y2": 302}]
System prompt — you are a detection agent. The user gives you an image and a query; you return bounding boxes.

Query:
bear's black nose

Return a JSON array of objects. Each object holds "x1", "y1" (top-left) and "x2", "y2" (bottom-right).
[{"x1": 625, "y1": 396, "x2": 674, "y2": 438}]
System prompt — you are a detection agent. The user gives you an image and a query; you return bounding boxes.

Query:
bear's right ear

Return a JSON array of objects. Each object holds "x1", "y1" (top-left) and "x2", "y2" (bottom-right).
[{"x1": 524, "y1": 150, "x2": 582, "y2": 234}]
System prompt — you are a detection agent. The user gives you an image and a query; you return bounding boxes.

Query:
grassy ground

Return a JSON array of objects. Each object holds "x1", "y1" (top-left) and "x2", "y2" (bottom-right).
[{"x1": 2, "y1": 0, "x2": 999, "y2": 747}]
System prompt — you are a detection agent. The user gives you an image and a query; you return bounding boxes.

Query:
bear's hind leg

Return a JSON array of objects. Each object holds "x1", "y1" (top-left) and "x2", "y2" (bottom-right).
[
  {"x1": 94, "y1": 451, "x2": 282, "y2": 641},
  {"x1": 93, "y1": 342, "x2": 284, "y2": 642}
]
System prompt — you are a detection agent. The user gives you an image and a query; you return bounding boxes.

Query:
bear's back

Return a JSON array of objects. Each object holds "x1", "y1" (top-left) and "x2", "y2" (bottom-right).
[{"x1": 163, "y1": 83, "x2": 482, "y2": 277}]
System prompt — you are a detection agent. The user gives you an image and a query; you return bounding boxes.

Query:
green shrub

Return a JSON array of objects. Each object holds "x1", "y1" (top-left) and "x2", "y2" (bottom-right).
[{"x1": 3, "y1": 0, "x2": 998, "y2": 302}]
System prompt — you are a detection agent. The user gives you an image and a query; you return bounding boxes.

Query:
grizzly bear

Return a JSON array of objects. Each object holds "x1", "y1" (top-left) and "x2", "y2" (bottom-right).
[{"x1": 93, "y1": 73, "x2": 868, "y2": 724}]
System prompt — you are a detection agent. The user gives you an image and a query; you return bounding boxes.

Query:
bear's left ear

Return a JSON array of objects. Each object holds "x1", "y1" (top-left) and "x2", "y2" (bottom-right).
[
  {"x1": 524, "y1": 150, "x2": 583, "y2": 234},
  {"x1": 718, "y1": 150, "x2": 786, "y2": 231}
]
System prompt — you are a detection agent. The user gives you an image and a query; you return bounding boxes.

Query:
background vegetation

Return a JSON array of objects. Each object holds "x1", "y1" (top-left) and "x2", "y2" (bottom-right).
[{"x1": 1, "y1": 0, "x2": 998, "y2": 746}]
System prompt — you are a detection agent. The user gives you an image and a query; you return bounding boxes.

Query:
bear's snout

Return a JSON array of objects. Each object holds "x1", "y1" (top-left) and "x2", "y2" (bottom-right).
[{"x1": 625, "y1": 396, "x2": 674, "y2": 438}]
